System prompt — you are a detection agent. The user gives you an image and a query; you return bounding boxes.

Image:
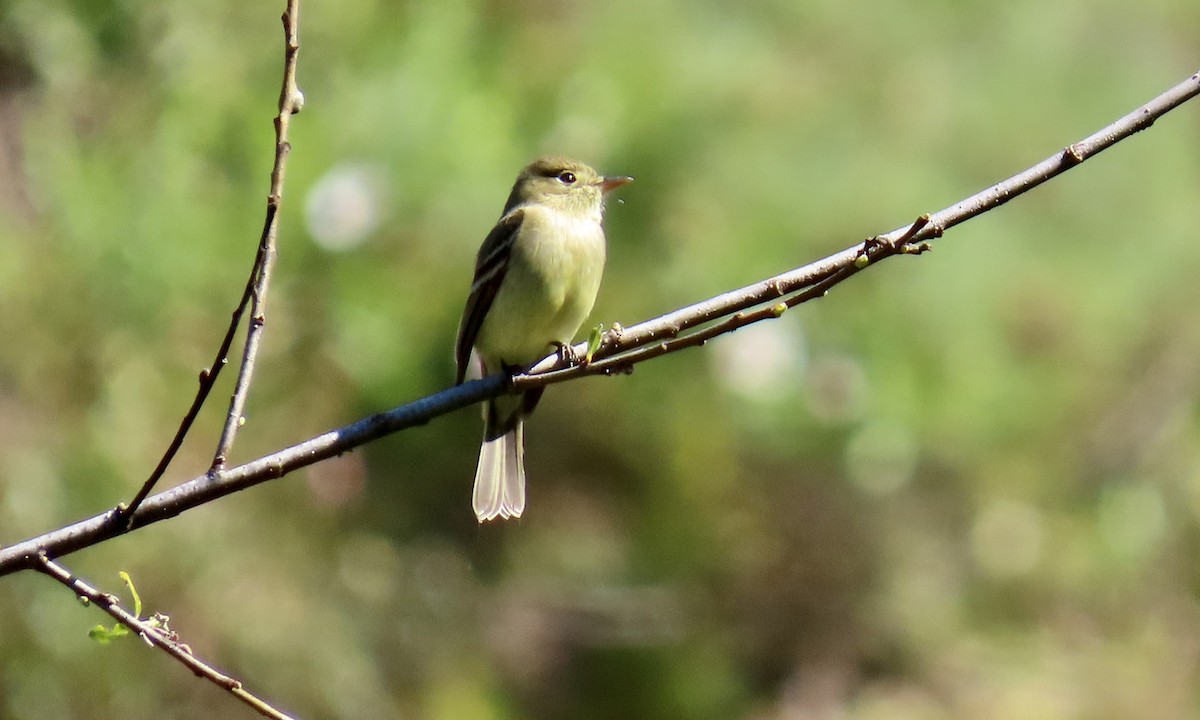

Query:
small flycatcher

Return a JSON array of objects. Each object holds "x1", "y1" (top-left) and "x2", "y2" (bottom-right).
[{"x1": 455, "y1": 156, "x2": 632, "y2": 522}]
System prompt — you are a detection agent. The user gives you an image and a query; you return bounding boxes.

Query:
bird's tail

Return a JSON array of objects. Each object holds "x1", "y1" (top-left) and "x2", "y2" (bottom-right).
[{"x1": 472, "y1": 417, "x2": 526, "y2": 522}]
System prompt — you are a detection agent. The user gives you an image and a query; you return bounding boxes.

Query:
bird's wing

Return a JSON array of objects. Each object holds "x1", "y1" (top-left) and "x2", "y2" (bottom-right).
[{"x1": 455, "y1": 209, "x2": 525, "y2": 384}]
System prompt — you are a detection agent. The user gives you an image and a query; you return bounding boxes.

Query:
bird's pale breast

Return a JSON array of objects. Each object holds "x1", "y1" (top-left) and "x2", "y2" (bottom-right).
[{"x1": 474, "y1": 205, "x2": 606, "y2": 368}]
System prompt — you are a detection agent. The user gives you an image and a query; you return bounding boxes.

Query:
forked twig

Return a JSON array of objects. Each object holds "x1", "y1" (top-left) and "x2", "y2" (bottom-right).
[
  {"x1": 116, "y1": 0, "x2": 304, "y2": 525},
  {"x1": 35, "y1": 555, "x2": 297, "y2": 720},
  {"x1": 211, "y1": 0, "x2": 305, "y2": 474},
  {"x1": 523, "y1": 68, "x2": 1198, "y2": 380}
]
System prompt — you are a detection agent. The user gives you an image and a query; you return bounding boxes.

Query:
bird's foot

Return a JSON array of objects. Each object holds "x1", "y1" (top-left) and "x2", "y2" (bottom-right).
[{"x1": 552, "y1": 341, "x2": 582, "y2": 367}]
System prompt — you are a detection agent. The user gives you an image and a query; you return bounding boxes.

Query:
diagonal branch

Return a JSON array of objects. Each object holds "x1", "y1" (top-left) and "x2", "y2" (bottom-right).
[
  {"x1": 117, "y1": 0, "x2": 305, "y2": 524},
  {"x1": 118, "y1": 231, "x2": 271, "y2": 524},
  {"x1": 35, "y1": 555, "x2": 297, "y2": 720},
  {"x1": 523, "y1": 67, "x2": 1200, "y2": 381},
  {"x1": 210, "y1": 0, "x2": 305, "y2": 474},
  {"x1": 0, "y1": 377, "x2": 499, "y2": 577},
  {"x1": 0, "y1": 67, "x2": 1196, "y2": 579}
]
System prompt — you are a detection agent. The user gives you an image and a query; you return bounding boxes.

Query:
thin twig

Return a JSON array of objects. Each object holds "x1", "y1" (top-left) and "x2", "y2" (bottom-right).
[
  {"x1": 211, "y1": 0, "x2": 304, "y2": 473},
  {"x1": 523, "y1": 68, "x2": 1200, "y2": 380},
  {"x1": 117, "y1": 0, "x2": 305, "y2": 524},
  {"x1": 116, "y1": 246, "x2": 267, "y2": 526},
  {"x1": 35, "y1": 554, "x2": 297, "y2": 720},
  {"x1": 0, "y1": 67, "x2": 1196, "y2": 578}
]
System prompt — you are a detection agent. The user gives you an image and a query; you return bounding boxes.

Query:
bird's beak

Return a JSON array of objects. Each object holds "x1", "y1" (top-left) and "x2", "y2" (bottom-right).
[{"x1": 598, "y1": 175, "x2": 634, "y2": 194}]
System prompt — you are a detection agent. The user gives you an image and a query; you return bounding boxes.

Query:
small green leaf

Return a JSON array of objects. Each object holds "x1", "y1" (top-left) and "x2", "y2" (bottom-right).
[
  {"x1": 86, "y1": 571, "x2": 145, "y2": 644},
  {"x1": 585, "y1": 324, "x2": 604, "y2": 363},
  {"x1": 89, "y1": 624, "x2": 130, "y2": 644},
  {"x1": 119, "y1": 571, "x2": 142, "y2": 618}
]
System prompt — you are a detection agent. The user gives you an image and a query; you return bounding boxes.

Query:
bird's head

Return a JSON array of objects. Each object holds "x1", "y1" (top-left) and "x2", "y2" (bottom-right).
[{"x1": 503, "y1": 155, "x2": 632, "y2": 217}]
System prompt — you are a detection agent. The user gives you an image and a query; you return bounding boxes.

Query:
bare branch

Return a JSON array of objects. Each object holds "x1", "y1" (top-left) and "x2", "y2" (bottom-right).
[
  {"x1": 117, "y1": 0, "x2": 305, "y2": 524},
  {"x1": 522, "y1": 67, "x2": 1200, "y2": 381},
  {"x1": 0, "y1": 67, "x2": 1196, "y2": 578},
  {"x1": 0, "y1": 377, "x2": 500, "y2": 576},
  {"x1": 118, "y1": 237, "x2": 269, "y2": 526},
  {"x1": 35, "y1": 555, "x2": 297, "y2": 720},
  {"x1": 211, "y1": 0, "x2": 305, "y2": 472}
]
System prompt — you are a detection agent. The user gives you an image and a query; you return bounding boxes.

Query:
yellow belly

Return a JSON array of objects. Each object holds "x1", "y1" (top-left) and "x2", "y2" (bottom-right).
[{"x1": 474, "y1": 207, "x2": 606, "y2": 369}]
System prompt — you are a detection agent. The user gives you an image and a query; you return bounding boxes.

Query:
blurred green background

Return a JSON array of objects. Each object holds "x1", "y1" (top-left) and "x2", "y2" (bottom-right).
[{"x1": 1, "y1": 0, "x2": 1198, "y2": 718}]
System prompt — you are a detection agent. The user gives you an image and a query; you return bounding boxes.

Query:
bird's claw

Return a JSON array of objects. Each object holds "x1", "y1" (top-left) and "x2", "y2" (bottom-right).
[{"x1": 553, "y1": 341, "x2": 582, "y2": 366}]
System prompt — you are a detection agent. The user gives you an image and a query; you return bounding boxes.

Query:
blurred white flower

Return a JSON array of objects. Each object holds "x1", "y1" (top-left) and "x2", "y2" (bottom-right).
[
  {"x1": 305, "y1": 163, "x2": 389, "y2": 251},
  {"x1": 711, "y1": 320, "x2": 806, "y2": 403}
]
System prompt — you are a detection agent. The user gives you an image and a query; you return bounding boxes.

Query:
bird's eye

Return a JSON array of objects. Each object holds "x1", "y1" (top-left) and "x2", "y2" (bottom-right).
[{"x1": 557, "y1": 171, "x2": 577, "y2": 185}]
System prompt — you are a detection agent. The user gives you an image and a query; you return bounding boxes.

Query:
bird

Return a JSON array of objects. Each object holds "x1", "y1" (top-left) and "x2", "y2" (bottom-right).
[{"x1": 454, "y1": 156, "x2": 632, "y2": 522}]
